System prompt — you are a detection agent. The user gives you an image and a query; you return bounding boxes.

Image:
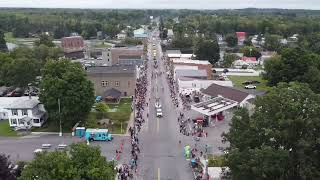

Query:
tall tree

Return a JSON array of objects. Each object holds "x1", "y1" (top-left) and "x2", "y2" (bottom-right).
[
  {"x1": 264, "y1": 48, "x2": 320, "y2": 93},
  {"x1": 221, "y1": 53, "x2": 238, "y2": 68},
  {"x1": 223, "y1": 82, "x2": 320, "y2": 180},
  {"x1": 0, "y1": 30, "x2": 8, "y2": 52},
  {"x1": 0, "y1": 154, "x2": 16, "y2": 180},
  {"x1": 19, "y1": 143, "x2": 115, "y2": 180},
  {"x1": 241, "y1": 46, "x2": 261, "y2": 59},
  {"x1": 225, "y1": 33, "x2": 238, "y2": 47},
  {"x1": 39, "y1": 60, "x2": 94, "y2": 127},
  {"x1": 34, "y1": 34, "x2": 55, "y2": 47},
  {"x1": 194, "y1": 38, "x2": 220, "y2": 65},
  {"x1": 265, "y1": 34, "x2": 282, "y2": 51}
]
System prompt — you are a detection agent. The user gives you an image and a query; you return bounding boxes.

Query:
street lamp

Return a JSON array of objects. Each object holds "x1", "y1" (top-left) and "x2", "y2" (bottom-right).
[{"x1": 58, "y1": 98, "x2": 62, "y2": 137}]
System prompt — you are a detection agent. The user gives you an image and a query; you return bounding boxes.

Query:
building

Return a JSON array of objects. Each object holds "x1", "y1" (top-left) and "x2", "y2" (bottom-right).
[
  {"x1": 133, "y1": 28, "x2": 148, "y2": 39},
  {"x1": 0, "y1": 97, "x2": 47, "y2": 128},
  {"x1": 175, "y1": 69, "x2": 208, "y2": 80},
  {"x1": 236, "y1": 32, "x2": 246, "y2": 45},
  {"x1": 117, "y1": 33, "x2": 127, "y2": 40},
  {"x1": 61, "y1": 36, "x2": 85, "y2": 58},
  {"x1": 201, "y1": 83, "x2": 255, "y2": 107},
  {"x1": 100, "y1": 46, "x2": 144, "y2": 66},
  {"x1": 86, "y1": 65, "x2": 137, "y2": 100},
  {"x1": 171, "y1": 59, "x2": 213, "y2": 79},
  {"x1": 177, "y1": 77, "x2": 233, "y2": 93}
]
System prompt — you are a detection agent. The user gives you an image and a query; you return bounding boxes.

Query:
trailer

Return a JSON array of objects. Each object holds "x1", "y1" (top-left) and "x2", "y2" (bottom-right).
[{"x1": 85, "y1": 128, "x2": 113, "y2": 142}]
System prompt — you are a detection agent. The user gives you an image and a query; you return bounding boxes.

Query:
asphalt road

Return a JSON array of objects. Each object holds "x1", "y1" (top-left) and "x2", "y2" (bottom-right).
[{"x1": 137, "y1": 31, "x2": 194, "y2": 180}]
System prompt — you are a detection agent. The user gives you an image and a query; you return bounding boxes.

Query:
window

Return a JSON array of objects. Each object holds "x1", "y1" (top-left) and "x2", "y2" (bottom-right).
[
  {"x1": 128, "y1": 81, "x2": 130, "y2": 87},
  {"x1": 115, "y1": 81, "x2": 120, "y2": 87},
  {"x1": 19, "y1": 119, "x2": 24, "y2": 125},
  {"x1": 33, "y1": 119, "x2": 40, "y2": 124},
  {"x1": 107, "y1": 53, "x2": 110, "y2": 57},
  {"x1": 22, "y1": 109, "x2": 28, "y2": 116},
  {"x1": 11, "y1": 119, "x2": 17, "y2": 125},
  {"x1": 12, "y1": 109, "x2": 18, "y2": 116},
  {"x1": 105, "y1": 81, "x2": 109, "y2": 86},
  {"x1": 101, "y1": 81, "x2": 106, "y2": 87}
]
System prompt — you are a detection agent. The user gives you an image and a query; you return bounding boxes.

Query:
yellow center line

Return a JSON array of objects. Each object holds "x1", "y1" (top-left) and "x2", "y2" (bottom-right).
[{"x1": 158, "y1": 168, "x2": 160, "y2": 180}]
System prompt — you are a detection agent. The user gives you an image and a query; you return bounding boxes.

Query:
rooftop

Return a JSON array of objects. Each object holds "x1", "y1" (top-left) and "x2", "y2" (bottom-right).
[
  {"x1": 0, "y1": 97, "x2": 40, "y2": 110},
  {"x1": 86, "y1": 65, "x2": 136, "y2": 74},
  {"x1": 191, "y1": 96, "x2": 238, "y2": 116},
  {"x1": 175, "y1": 69, "x2": 207, "y2": 78},
  {"x1": 201, "y1": 83, "x2": 251, "y2": 103},
  {"x1": 166, "y1": 50, "x2": 181, "y2": 55},
  {"x1": 172, "y1": 59, "x2": 211, "y2": 65}
]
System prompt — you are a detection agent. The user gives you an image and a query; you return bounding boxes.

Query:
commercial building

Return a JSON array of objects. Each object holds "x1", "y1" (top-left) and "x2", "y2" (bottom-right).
[
  {"x1": 100, "y1": 46, "x2": 144, "y2": 66},
  {"x1": 171, "y1": 59, "x2": 213, "y2": 79},
  {"x1": 133, "y1": 28, "x2": 148, "y2": 39},
  {"x1": 86, "y1": 65, "x2": 137, "y2": 100},
  {"x1": 0, "y1": 97, "x2": 47, "y2": 128}
]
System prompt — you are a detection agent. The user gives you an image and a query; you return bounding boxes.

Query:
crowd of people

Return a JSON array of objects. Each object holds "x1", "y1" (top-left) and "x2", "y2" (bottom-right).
[{"x1": 116, "y1": 60, "x2": 149, "y2": 180}]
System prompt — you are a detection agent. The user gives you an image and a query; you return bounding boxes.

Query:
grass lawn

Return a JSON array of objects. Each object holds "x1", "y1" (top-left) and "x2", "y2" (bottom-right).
[
  {"x1": 228, "y1": 76, "x2": 270, "y2": 91},
  {"x1": 0, "y1": 120, "x2": 18, "y2": 137},
  {"x1": 4, "y1": 32, "x2": 17, "y2": 43},
  {"x1": 94, "y1": 42, "x2": 112, "y2": 48},
  {"x1": 86, "y1": 98, "x2": 132, "y2": 134},
  {"x1": 31, "y1": 119, "x2": 72, "y2": 133}
]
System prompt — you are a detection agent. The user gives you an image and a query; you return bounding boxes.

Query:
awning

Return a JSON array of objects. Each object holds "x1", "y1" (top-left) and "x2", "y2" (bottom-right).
[{"x1": 104, "y1": 88, "x2": 121, "y2": 99}]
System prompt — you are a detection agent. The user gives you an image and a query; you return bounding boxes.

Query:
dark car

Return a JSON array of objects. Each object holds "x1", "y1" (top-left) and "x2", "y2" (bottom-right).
[{"x1": 242, "y1": 81, "x2": 253, "y2": 85}]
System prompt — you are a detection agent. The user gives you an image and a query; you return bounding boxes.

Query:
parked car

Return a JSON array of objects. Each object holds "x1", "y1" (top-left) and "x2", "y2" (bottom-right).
[{"x1": 245, "y1": 85, "x2": 257, "y2": 89}]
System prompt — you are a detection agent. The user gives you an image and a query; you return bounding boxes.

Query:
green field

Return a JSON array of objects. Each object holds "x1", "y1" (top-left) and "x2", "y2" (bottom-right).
[
  {"x1": 0, "y1": 120, "x2": 18, "y2": 137},
  {"x1": 228, "y1": 76, "x2": 270, "y2": 91}
]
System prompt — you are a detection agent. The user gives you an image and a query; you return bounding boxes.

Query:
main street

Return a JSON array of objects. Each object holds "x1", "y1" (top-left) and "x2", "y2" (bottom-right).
[{"x1": 137, "y1": 31, "x2": 194, "y2": 180}]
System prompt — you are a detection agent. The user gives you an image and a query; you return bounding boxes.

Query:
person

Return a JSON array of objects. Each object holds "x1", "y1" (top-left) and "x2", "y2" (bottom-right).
[{"x1": 179, "y1": 140, "x2": 181, "y2": 144}]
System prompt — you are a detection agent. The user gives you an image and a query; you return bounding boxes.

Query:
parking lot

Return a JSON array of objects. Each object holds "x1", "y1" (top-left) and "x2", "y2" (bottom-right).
[{"x1": 0, "y1": 134, "x2": 131, "y2": 163}]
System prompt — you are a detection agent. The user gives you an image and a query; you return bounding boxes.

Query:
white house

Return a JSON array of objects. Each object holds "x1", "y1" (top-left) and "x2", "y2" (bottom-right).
[
  {"x1": 117, "y1": 33, "x2": 127, "y2": 40},
  {"x1": 0, "y1": 97, "x2": 47, "y2": 128},
  {"x1": 177, "y1": 77, "x2": 233, "y2": 93},
  {"x1": 133, "y1": 28, "x2": 148, "y2": 39}
]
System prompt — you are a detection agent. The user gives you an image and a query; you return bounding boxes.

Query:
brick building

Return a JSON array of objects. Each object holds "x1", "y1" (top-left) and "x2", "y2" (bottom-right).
[
  {"x1": 61, "y1": 36, "x2": 85, "y2": 58},
  {"x1": 86, "y1": 65, "x2": 137, "y2": 99}
]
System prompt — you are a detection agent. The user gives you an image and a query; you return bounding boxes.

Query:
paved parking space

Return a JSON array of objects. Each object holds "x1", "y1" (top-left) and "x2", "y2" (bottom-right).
[{"x1": 0, "y1": 134, "x2": 131, "y2": 163}]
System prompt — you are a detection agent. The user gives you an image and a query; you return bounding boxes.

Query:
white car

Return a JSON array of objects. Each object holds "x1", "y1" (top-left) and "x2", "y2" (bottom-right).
[
  {"x1": 156, "y1": 108, "x2": 163, "y2": 117},
  {"x1": 245, "y1": 85, "x2": 256, "y2": 89},
  {"x1": 155, "y1": 102, "x2": 162, "y2": 108}
]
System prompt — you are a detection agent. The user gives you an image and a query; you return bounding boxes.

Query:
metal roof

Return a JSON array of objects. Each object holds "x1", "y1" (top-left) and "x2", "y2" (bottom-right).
[
  {"x1": 0, "y1": 97, "x2": 40, "y2": 109},
  {"x1": 175, "y1": 69, "x2": 207, "y2": 78},
  {"x1": 191, "y1": 96, "x2": 238, "y2": 116},
  {"x1": 86, "y1": 65, "x2": 136, "y2": 74}
]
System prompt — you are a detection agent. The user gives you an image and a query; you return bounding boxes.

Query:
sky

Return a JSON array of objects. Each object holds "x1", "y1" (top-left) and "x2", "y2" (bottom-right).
[{"x1": 0, "y1": 0, "x2": 319, "y2": 10}]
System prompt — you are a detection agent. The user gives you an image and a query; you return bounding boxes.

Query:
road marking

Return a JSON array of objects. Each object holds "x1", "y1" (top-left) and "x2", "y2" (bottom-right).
[
  {"x1": 157, "y1": 118, "x2": 159, "y2": 133},
  {"x1": 157, "y1": 168, "x2": 160, "y2": 180}
]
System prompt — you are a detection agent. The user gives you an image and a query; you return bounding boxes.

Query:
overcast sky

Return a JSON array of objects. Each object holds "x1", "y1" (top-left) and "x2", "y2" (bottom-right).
[{"x1": 0, "y1": 0, "x2": 319, "y2": 10}]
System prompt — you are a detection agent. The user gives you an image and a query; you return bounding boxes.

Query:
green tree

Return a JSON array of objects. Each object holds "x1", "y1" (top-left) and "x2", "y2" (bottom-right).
[
  {"x1": 194, "y1": 39, "x2": 220, "y2": 65},
  {"x1": 69, "y1": 143, "x2": 115, "y2": 180},
  {"x1": 19, "y1": 151, "x2": 78, "y2": 180},
  {"x1": 225, "y1": 33, "x2": 237, "y2": 47},
  {"x1": 34, "y1": 34, "x2": 55, "y2": 47},
  {"x1": 264, "y1": 48, "x2": 320, "y2": 93},
  {"x1": 7, "y1": 58, "x2": 40, "y2": 88},
  {"x1": 39, "y1": 60, "x2": 94, "y2": 128},
  {"x1": 20, "y1": 143, "x2": 115, "y2": 180},
  {"x1": 0, "y1": 154, "x2": 16, "y2": 180},
  {"x1": 241, "y1": 46, "x2": 261, "y2": 59},
  {"x1": 223, "y1": 82, "x2": 320, "y2": 180},
  {"x1": 0, "y1": 30, "x2": 8, "y2": 52},
  {"x1": 170, "y1": 34, "x2": 193, "y2": 49},
  {"x1": 95, "y1": 102, "x2": 109, "y2": 119},
  {"x1": 265, "y1": 34, "x2": 282, "y2": 51},
  {"x1": 0, "y1": 53, "x2": 13, "y2": 86},
  {"x1": 221, "y1": 53, "x2": 238, "y2": 68}
]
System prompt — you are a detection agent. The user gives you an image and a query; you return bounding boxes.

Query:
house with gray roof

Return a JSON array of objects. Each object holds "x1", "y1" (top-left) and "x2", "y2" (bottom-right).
[
  {"x1": 174, "y1": 69, "x2": 208, "y2": 80},
  {"x1": 0, "y1": 97, "x2": 47, "y2": 128}
]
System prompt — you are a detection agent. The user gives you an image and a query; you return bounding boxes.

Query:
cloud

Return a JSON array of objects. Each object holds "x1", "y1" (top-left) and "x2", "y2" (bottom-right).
[{"x1": 0, "y1": 0, "x2": 319, "y2": 9}]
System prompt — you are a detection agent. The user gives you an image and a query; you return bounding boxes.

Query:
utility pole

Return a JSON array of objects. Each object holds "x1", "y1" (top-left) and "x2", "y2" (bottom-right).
[{"x1": 58, "y1": 98, "x2": 62, "y2": 137}]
